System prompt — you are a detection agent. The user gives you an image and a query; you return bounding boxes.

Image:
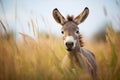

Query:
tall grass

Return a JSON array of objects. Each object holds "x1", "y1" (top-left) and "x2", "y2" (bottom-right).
[{"x1": 0, "y1": 20, "x2": 120, "y2": 80}]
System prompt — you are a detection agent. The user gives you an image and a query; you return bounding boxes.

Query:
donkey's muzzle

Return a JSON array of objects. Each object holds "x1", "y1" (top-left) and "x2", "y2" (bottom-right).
[{"x1": 65, "y1": 42, "x2": 73, "y2": 51}]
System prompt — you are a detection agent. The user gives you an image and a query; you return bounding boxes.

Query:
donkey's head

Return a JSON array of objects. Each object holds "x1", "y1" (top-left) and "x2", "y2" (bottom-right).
[{"x1": 52, "y1": 7, "x2": 89, "y2": 51}]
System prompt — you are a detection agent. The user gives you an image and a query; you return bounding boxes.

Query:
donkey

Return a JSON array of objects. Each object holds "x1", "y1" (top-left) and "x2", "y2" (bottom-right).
[{"x1": 52, "y1": 7, "x2": 97, "y2": 80}]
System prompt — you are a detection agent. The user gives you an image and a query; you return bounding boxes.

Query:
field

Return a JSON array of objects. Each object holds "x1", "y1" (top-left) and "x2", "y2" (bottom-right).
[{"x1": 0, "y1": 20, "x2": 120, "y2": 80}]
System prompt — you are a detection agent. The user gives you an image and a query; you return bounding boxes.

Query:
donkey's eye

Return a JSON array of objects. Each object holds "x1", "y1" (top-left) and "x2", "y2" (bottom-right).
[
  {"x1": 61, "y1": 31, "x2": 64, "y2": 34},
  {"x1": 76, "y1": 31, "x2": 79, "y2": 34}
]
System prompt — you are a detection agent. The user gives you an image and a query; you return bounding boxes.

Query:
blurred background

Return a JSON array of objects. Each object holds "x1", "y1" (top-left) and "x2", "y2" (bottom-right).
[{"x1": 0, "y1": 0, "x2": 120, "y2": 80}]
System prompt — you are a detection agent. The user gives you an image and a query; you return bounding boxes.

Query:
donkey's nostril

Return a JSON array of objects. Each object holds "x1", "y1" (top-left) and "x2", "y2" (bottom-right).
[{"x1": 66, "y1": 42, "x2": 74, "y2": 48}]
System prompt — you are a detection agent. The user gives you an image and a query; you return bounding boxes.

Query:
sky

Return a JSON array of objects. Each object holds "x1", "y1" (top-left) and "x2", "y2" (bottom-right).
[{"x1": 0, "y1": 0, "x2": 120, "y2": 39}]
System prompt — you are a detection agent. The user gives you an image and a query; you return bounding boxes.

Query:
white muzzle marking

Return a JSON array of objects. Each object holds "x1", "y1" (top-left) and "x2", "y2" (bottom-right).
[{"x1": 64, "y1": 36, "x2": 76, "y2": 49}]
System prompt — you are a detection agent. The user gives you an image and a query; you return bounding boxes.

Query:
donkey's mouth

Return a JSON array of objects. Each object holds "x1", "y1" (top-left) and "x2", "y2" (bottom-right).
[{"x1": 67, "y1": 48, "x2": 72, "y2": 51}]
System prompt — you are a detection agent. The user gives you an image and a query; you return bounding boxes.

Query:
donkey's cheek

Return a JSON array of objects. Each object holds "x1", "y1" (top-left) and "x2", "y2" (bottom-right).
[{"x1": 62, "y1": 36, "x2": 65, "y2": 40}]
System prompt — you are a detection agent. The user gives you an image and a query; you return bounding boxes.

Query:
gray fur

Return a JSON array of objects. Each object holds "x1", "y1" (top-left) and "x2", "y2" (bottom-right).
[{"x1": 53, "y1": 7, "x2": 98, "y2": 80}]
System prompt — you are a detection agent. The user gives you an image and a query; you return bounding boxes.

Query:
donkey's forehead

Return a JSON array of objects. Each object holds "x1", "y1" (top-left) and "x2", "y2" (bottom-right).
[{"x1": 62, "y1": 21, "x2": 78, "y2": 30}]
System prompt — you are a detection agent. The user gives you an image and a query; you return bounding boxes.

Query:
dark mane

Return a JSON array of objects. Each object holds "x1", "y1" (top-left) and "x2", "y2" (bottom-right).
[
  {"x1": 78, "y1": 33, "x2": 84, "y2": 47},
  {"x1": 67, "y1": 15, "x2": 74, "y2": 21}
]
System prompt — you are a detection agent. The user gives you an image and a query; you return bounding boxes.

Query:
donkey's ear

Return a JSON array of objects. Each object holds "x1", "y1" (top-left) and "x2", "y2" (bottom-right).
[
  {"x1": 52, "y1": 8, "x2": 66, "y2": 25},
  {"x1": 74, "y1": 7, "x2": 89, "y2": 25}
]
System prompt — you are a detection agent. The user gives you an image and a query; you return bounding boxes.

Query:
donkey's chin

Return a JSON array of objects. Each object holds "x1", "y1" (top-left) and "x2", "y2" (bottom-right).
[{"x1": 66, "y1": 48, "x2": 73, "y2": 51}]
